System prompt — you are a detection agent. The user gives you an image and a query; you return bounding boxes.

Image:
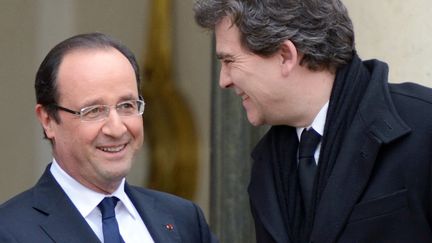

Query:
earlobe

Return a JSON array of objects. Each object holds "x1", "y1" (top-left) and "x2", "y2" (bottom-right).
[
  {"x1": 279, "y1": 40, "x2": 298, "y2": 76},
  {"x1": 35, "y1": 104, "x2": 55, "y2": 139}
]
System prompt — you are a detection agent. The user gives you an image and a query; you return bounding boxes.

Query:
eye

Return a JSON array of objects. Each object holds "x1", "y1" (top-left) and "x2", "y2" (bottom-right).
[
  {"x1": 117, "y1": 101, "x2": 138, "y2": 115},
  {"x1": 222, "y1": 59, "x2": 234, "y2": 65},
  {"x1": 81, "y1": 105, "x2": 106, "y2": 119},
  {"x1": 118, "y1": 101, "x2": 135, "y2": 109}
]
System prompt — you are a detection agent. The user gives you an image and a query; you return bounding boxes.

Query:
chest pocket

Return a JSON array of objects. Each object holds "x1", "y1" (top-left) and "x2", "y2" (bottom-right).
[{"x1": 348, "y1": 188, "x2": 407, "y2": 223}]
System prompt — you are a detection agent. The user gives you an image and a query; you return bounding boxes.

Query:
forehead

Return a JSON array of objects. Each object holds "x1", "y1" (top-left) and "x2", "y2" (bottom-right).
[
  {"x1": 58, "y1": 47, "x2": 132, "y2": 75},
  {"x1": 215, "y1": 17, "x2": 244, "y2": 56},
  {"x1": 56, "y1": 48, "x2": 137, "y2": 102}
]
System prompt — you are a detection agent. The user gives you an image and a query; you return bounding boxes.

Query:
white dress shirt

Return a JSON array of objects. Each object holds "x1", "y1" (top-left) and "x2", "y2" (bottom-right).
[
  {"x1": 296, "y1": 101, "x2": 329, "y2": 164},
  {"x1": 50, "y1": 159, "x2": 154, "y2": 243}
]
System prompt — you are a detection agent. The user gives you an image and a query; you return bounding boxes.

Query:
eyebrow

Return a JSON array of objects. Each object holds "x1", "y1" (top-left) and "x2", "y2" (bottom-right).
[
  {"x1": 79, "y1": 94, "x2": 138, "y2": 108},
  {"x1": 216, "y1": 52, "x2": 234, "y2": 60}
]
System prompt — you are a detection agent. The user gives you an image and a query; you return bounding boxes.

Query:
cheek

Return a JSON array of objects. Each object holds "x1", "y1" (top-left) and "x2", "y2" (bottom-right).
[
  {"x1": 75, "y1": 124, "x2": 102, "y2": 145},
  {"x1": 230, "y1": 69, "x2": 248, "y2": 88},
  {"x1": 231, "y1": 65, "x2": 265, "y2": 89},
  {"x1": 128, "y1": 119, "x2": 144, "y2": 141},
  {"x1": 230, "y1": 63, "x2": 249, "y2": 79},
  {"x1": 52, "y1": 121, "x2": 79, "y2": 142}
]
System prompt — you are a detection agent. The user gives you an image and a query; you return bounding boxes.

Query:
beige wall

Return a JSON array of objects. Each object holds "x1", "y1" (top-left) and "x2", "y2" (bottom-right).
[
  {"x1": 344, "y1": 0, "x2": 432, "y2": 85},
  {"x1": 0, "y1": 1, "x2": 40, "y2": 201}
]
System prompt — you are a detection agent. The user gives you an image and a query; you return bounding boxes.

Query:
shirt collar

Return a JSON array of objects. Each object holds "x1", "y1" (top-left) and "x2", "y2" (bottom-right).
[
  {"x1": 50, "y1": 159, "x2": 139, "y2": 219},
  {"x1": 296, "y1": 101, "x2": 329, "y2": 140}
]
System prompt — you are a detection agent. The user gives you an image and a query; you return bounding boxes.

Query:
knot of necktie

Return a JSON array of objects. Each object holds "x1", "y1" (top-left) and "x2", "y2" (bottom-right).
[
  {"x1": 98, "y1": 196, "x2": 119, "y2": 220},
  {"x1": 299, "y1": 128, "x2": 321, "y2": 160}
]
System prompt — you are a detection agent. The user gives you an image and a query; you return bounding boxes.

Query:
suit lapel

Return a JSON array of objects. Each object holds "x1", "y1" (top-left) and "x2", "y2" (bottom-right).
[
  {"x1": 311, "y1": 78, "x2": 411, "y2": 243},
  {"x1": 32, "y1": 166, "x2": 100, "y2": 242},
  {"x1": 34, "y1": 166, "x2": 182, "y2": 242},
  {"x1": 249, "y1": 126, "x2": 298, "y2": 243},
  {"x1": 248, "y1": 162, "x2": 290, "y2": 243},
  {"x1": 310, "y1": 117, "x2": 381, "y2": 243},
  {"x1": 125, "y1": 184, "x2": 181, "y2": 243}
]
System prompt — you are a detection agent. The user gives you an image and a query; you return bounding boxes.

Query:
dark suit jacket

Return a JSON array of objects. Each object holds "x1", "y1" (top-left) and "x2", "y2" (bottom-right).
[
  {"x1": 249, "y1": 67, "x2": 432, "y2": 242},
  {"x1": 0, "y1": 165, "x2": 217, "y2": 243}
]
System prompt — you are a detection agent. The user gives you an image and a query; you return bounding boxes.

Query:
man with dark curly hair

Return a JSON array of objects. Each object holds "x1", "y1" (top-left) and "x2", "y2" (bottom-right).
[{"x1": 194, "y1": 0, "x2": 432, "y2": 242}]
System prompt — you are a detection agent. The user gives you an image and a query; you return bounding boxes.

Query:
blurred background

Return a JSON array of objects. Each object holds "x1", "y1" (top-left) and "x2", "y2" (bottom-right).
[{"x1": 1, "y1": 0, "x2": 432, "y2": 242}]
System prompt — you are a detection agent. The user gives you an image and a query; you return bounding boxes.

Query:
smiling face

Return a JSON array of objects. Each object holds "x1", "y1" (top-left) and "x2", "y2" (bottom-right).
[
  {"x1": 214, "y1": 17, "x2": 334, "y2": 127},
  {"x1": 215, "y1": 17, "x2": 304, "y2": 126},
  {"x1": 37, "y1": 48, "x2": 144, "y2": 194}
]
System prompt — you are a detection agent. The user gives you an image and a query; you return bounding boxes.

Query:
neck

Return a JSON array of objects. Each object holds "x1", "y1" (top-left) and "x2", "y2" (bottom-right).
[{"x1": 294, "y1": 67, "x2": 335, "y2": 127}]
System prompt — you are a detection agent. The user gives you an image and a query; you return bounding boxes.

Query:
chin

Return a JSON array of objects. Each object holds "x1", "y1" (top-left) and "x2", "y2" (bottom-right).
[
  {"x1": 246, "y1": 109, "x2": 266, "y2": 126},
  {"x1": 247, "y1": 113, "x2": 263, "y2": 127},
  {"x1": 247, "y1": 117, "x2": 264, "y2": 127},
  {"x1": 104, "y1": 162, "x2": 132, "y2": 178},
  {"x1": 103, "y1": 169, "x2": 129, "y2": 183},
  {"x1": 250, "y1": 121, "x2": 262, "y2": 127}
]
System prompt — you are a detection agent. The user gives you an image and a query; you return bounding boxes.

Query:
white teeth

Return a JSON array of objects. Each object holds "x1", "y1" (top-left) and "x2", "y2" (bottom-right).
[{"x1": 99, "y1": 145, "x2": 125, "y2": 152}]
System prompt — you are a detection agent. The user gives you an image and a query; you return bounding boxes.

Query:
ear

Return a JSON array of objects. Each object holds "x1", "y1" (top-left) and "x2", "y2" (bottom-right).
[
  {"x1": 35, "y1": 104, "x2": 56, "y2": 139},
  {"x1": 279, "y1": 40, "x2": 298, "y2": 76}
]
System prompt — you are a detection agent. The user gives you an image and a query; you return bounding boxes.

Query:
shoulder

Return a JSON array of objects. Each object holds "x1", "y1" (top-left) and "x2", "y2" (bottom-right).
[
  {"x1": 128, "y1": 185, "x2": 192, "y2": 203},
  {"x1": 0, "y1": 188, "x2": 34, "y2": 218},
  {"x1": 126, "y1": 185, "x2": 203, "y2": 214},
  {"x1": 388, "y1": 82, "x2": 432, "y2": 130},
  {"x1": 389, "y1": 82, "x2": 432, "y2": 104},
  {"x1": 0, "y1": 187, "x2": 40, "y2": 238},
  {"x1": 126, "y1": 185, "x2": 217, "y2": 242}
]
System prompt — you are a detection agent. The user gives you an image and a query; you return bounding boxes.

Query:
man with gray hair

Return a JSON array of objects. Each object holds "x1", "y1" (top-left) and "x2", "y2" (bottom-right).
[{"x1": 194, "y1": 0, "x2": 432, "y2": 242}]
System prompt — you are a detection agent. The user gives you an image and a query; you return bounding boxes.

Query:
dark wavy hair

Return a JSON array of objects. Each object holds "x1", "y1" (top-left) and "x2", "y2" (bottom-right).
[{"x1": 194, "y1": 0, "x2": 355, "y2": 71}]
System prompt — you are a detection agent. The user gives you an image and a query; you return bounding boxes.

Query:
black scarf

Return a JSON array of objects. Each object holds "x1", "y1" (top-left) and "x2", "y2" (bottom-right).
[{"x1": 277, "y1": 53, "x2": 372, "y2": 242}]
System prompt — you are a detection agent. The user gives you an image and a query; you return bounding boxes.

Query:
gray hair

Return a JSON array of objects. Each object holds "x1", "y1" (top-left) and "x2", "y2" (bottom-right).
[{"x1": 194, "y1": 0, "x2": 355, "y2": 71}]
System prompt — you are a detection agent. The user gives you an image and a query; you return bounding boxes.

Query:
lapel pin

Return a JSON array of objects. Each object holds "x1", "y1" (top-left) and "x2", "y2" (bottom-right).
[{"x1": 165, "y1": 223, "x2": 174, "y2": 231}]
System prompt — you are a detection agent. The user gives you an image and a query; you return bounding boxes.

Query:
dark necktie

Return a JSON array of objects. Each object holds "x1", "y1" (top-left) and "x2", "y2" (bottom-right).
[
  {"x1": 98, "y1": 197, "x2": 125, "y2": 243},
  {"x1": 298, "y1": 128, "x2": 321, "y2": 214}
]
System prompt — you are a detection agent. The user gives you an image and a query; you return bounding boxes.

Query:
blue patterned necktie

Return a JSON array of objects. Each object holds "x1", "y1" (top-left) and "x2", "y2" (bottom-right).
[{"x1": 98, "y1": 197, "x2": 125, "y2": 243}]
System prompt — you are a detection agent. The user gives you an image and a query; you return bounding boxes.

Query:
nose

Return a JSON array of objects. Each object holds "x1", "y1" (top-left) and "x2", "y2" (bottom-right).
[
  {"x1": 219, "y1": 65, "x2": 233, "y2": 89},
  {"x1": 101, "y1": 109, "x2": 128, "y2": 137}
]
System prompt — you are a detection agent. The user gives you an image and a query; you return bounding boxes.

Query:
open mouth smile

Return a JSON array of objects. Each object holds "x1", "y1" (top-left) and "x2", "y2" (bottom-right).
[{"x1": 97, "y1": 144, "x2": 127, "y2": 153}]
